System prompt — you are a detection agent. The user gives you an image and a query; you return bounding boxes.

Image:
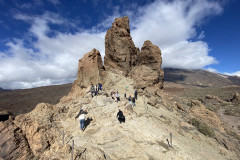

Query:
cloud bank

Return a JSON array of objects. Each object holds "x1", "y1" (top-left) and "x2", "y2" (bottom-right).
[{"x1": 0, "y1": 0, "x2": 231, "y2": 89}]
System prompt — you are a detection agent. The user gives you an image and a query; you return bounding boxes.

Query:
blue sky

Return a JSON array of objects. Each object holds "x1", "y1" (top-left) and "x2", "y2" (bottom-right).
[{"x1": 0, "y1": 0, "x2": 239, "y2": 89}]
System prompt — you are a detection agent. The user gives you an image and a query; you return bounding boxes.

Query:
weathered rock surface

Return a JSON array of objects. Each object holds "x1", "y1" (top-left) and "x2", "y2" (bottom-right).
[
  {"x1": 0, "y1": 120, "x2": 33, "y2": 160},
  {"x1": 14, "y1": 103, "x2": 55, "y2": 157},
  {"x1": 104, "y1": 17, "x2": 164, "y2": 90},
  {"x1": 132, "y1": 40, "x2": 164, "y2": 90},
  {"x1": 104, "y1": 16, "x2": 139, "y2": 75},
  {"x1": 65, "y1": 49, "x2": 106, "y2": 100}
]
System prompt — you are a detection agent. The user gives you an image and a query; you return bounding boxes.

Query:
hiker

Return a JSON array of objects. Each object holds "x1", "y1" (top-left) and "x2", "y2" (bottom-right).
[
  {"x1": 128, "y1": 95, "x2": 132, "y2": 104},
  {"x1": 115, "y1": 92, "x2": 120, "y2": 102},
  {"x1": 116, "y1": 109, "x2": 125, "y2": 123},
  {"x1": 132, "y1": 97, "x2": 136, "y2": 107},
  {"x1": 134, "y1": 90, "x2": 138, "y2": 100},
  {"x1": 75, "y1": 109, "x2": 88, "y2": 131},
  {"x1": 90, "y1": 85, "x2": 95, "y2": 98},
  {"x1": 124, "y1": 93, "x2": 126, "y2": 99}
]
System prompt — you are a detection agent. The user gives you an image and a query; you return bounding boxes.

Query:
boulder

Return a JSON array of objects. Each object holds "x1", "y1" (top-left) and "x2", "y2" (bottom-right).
[{"x1": 104, "y1": 16, "x2": 139, "y2": 75}]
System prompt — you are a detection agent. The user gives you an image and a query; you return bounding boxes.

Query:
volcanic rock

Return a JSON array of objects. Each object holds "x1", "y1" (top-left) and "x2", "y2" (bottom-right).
[
  {"x1": 104, "y1": 16, "x2": 139, "y2": 75},
  {"x1": 131, "y1": 40, "x2": 164, "y2": 89},
  {"x1": 0, "y1": 120, "x2": 33, "y2": 160},
  {"x1": 67, "y1": 49, "x2": 106, "y2": 99}
]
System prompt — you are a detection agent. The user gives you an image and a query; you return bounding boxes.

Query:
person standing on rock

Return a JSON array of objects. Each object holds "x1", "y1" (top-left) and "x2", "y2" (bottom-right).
[
  {"x1": 116, "y1": 109, "x2": 125, "y2": 123},
  {"x1": 75, "y1": 109, "x2": 88, "y2": 131},
  {"x1": 134, "y1": 90, "x2": 138, "y2": 100},
  {"x1": 132, "y1": 97, "x2": 136, "y2": 107},
  {"x1": 128, "y1": 95, "x2": 132, "y2": 104}
]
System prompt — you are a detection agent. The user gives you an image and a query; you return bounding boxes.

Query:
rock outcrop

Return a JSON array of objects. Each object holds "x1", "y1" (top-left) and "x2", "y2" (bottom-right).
[
  {"x1": 0, "y1": 120, "x2": 33, "y2": 160},
  {"x1": 67, "y1": 49, "x2": 106, "y2": 99},
  {"x1": 104, "y1": 17, "x2": 164, "y2": 90},
  {"x1": 132, "y1": 40, "x2": 164, "y2": 89},
  {"x1": 104, "y1": 16, "x2": 139, "y2": 75}
]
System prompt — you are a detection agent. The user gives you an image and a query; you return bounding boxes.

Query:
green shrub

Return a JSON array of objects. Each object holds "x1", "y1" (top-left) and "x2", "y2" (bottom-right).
[{"x1": 189, "y1": 118, "x2": 215, "y2": 137}]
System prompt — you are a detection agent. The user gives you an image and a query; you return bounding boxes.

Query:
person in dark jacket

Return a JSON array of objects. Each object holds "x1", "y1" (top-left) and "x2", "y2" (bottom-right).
[
  {"x1": 128, "y1": 95, "x2": 132, "y2": 104},
  {"x1": 134, "y1": 90, "x2": 138, "y2": 100},
  {"x1": 116, "y1": 109, "x2": 125, "y2": 123},
  {"x1": 132, "y1": 97, "x2": 136, "y2": 107}
]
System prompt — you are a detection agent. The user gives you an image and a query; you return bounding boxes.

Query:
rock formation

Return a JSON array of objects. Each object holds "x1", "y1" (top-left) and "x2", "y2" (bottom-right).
[
  {"x1": 0, "y1": 119, "x2": 33, "y2": 159},
  {"x1": 132, "y1": 40, "x2": 164, "y2": 89},
  {"x1": 104, "y1": 16, "x2": 139, "y2": 75},
  {"x1": 67, "y1": 48, "x2": 106, "y2": 99},
  {"x1": 104, "y1": 17, "x2": 164, "y2": 90},
  {"x1": 1, "y1": 16, "x2": 240, "y2": 160}
]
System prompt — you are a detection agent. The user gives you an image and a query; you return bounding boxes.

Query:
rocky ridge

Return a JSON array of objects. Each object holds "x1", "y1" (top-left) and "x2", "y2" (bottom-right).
[{"x1": 1, "y1": 16, "x2": 240, "y2": 160}]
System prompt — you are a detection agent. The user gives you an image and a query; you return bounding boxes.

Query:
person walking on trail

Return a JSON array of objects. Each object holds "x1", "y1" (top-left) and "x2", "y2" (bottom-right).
[
  {"x1": 128, "y1": 95, "x2": 132, "y2": 104},
  {"x1": 75, "y1": 109, "x2": 88, "y2": 131},
  {"x1": 90, "y1": 85, "x2": 95, "y2": 98},
  {"x1": 134, "y1": 90, "x2": 138, "y2": 100},
  {"x1": 116, "y1": 109, "x2": 125, "y2": 123},
  {"x1": 132, "y1": 97, "x2": 136, "y2": 107}
]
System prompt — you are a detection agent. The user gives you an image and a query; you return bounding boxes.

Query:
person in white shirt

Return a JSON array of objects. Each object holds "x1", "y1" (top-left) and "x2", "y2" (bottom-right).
[{"x1": 75, "y1": 109, "x2": 87, "y2": 131}]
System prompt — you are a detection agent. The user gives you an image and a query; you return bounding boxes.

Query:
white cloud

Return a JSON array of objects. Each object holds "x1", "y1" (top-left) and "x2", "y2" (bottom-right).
[
  {"x1": 0, "y1": 13, "x2": 105, "y2": 89},
  {"x1": 224, "y1": 71, "x2": 240, "y2": 77},
  {"x1": 0, "y1": 0, "x2": 227, "y2": 89},
  {"x1": 205, "y1": 67, "x2": 218, "y2": 73},
  {"x1": 131, "y1": 0, "x2": 222, "y2": 69}
]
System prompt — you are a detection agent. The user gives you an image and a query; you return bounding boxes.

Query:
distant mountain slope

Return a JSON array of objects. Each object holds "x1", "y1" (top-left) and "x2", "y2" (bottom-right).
[
  {"x1": 164, "y1": 68, "x2": 240, "y2": 87},
  {"x1": 0, "y1": 83, "x2": 72, "y2": 116}
]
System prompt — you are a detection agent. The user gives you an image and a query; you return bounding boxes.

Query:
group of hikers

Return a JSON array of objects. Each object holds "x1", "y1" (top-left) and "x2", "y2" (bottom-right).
[
  {"x1": 90, "y1": 83, "x2": 102, "y2": 98},
  {"x1": 76, "y1": 87, "x2": 138, "y2": 131}
]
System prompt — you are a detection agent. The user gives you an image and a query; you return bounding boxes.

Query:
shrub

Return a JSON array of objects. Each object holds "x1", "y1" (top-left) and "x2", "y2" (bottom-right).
[{"x1": 189, "y1": 118, "x2": 215, "y2": 137}]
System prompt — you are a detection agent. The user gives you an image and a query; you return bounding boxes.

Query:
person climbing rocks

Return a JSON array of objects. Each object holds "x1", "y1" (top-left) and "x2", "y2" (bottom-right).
[
  {"x1": 116, "y1": 109, "x2": 125, "y2": 123},
  {"x1": 128, "y1": 95, "x2": 132, "y2": 104},
  {"x1": 99, "y1": 83, "x2": 102, "y2": 90},
  {"x1": 90, "y1": 85, "x2": 95, "y2": 98},
  {"x1": 132, "y1": 97, "x2": 136, "y2": 107},
  {"x1": 134, "y1": 90, "x2": 138, "y2": 100},
  {"x1": 75, "y1": 109, "x2": 88, "y2": 131}
]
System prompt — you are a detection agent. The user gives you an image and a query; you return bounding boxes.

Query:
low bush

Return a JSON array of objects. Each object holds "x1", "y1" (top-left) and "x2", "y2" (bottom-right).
[{"x1": 189, "y1": 118, "x2": 215, "y2": 137}]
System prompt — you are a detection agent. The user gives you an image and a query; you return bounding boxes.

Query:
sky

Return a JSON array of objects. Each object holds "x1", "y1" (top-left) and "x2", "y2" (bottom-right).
[{"x1": 0, "y1": 0, "x2": 239, "y2": 89}]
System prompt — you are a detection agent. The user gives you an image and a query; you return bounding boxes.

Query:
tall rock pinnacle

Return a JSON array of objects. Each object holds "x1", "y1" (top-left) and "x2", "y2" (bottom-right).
[{"x1": 104, "y1": 16, "x2": 139, "y2": 76}]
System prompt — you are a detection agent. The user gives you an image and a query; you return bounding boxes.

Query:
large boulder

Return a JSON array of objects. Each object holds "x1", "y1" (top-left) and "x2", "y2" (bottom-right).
[{"x1": 104, "y1": 16, "x2": 139, "y2": 75}]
